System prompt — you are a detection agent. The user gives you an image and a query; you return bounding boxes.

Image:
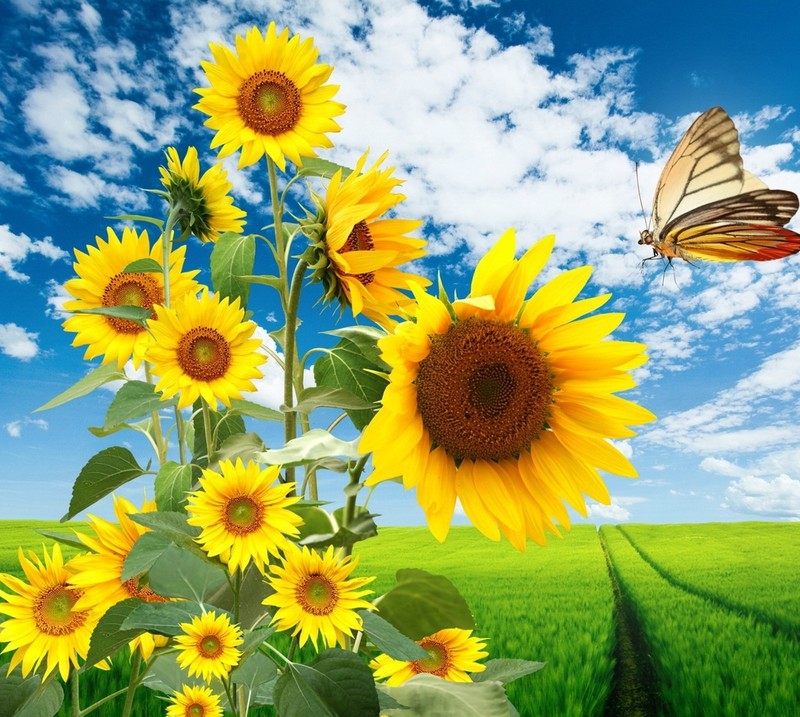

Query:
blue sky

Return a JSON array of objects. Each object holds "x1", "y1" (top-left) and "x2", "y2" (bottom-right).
[{"x1": 2, "y1": 0, "x2": 800, "y2": 529}]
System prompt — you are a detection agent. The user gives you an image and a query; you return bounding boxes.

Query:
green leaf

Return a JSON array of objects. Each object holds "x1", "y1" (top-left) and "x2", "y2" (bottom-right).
[
  {"x1": 300, "y1": 509, "x2": 378, "y2": 550},
  {"x1": 148, "y1": 544, "x2": 227, "y2": 602},
  {"x1": 374, "y1": 569, "x2": 475, "y2": 641},
  {"x1": 289, "y1": 386, "x2": 374, "y2": 414},
  {"x1": 129, "y1": 511, "x2": 200, "y2": 543},
  {"x1": 231, "y1": 651, "x2": 279, "y2": 706},
  {"x1": 107, "y1": 213, "x2": 164, "y2": 230},
  {"x1": 293, "y1": 506, "x2": 338, "y2": 543},
  {"x1": 34, "y1": 531, "x2": 87, "y2": 551},
  {"x1": 238, "y1": 274, "x2": 285, "y2": 292},
  {"x1": 35, "y1": 362, "x2": 125, "y2": 412},
  {"x1": 297, "y1": 157, "x2": 354, "y2": 180},
  {"x1": 380, "y1": 674, "x2": 513, "y2": 717},
  {"x1": 0, "y1": 671, "x2": 64, "y2": 717},
  {"x1": 229, "y1": 398, "x2": 284, "y2": 422},
  {"x1": 154, "y1": 461, "x2": 193, "y2": 512},
  {"x1": 86, "y1": 599, "x2": 146, "y2": 666},
  {"x1": 358, "y1": 611, "x2": 428, "y2": 660},
  {"x1": 212, "y1": 432, "x2": 267, "y2": 467},
  {"x1": 71, "y1": 305, "x2": 152, "y2": 323},
  {"x1": 313, "y1": 337, "x2": 389, "y2": 430},
  {"x1": 210, "y1": 232, "x2": 256, "y2": 307},
  {"x1": 121, "y1": 600, "x2": 206, "y2": 636},
  {"x1": 205, "y1": 563, "x2": 273, "y2": 630},
  {"x1": 62, "y1": 447, "x2": 147, "y2": 521},
  {"x1": 273, "y1": 650, "x2": 380, "y2": 717},
  {"x1": 104, "y1": 381, "x2": 176, "y2": 428},
  {"x1": 324, "y1": 326, "x2": 387, "y2": 365},
  {"x1": 121, "y1": 531, "x2": 175, "y2": 582},
  {"x1": 471, "y1": 658, "x2": 546, "y2": 685},
  {"x1": 123, "y1": 258, "x2": 163, "y2": 273},
  {"x1": 192, "y1": 403, "x2": 247, "y2": 467},
  {"x1": 257, "y1": 429, "x2": 362, "y2": 468}
]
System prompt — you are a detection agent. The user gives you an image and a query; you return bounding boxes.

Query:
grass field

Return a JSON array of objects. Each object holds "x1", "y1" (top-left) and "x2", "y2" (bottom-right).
[{"x1": 0, "y1": 520, "x2": 798, "y2": 716}]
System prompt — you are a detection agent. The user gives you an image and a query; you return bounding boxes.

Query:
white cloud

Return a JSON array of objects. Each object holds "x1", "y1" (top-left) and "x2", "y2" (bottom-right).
[
  {"x1": 45, "y1": 279, "x2": 72, "y2": 319},
  {"x1": 46, "y1": 167, "x2": 148, "y2": 210},
  {"x1": 0, "y1": 224, "x2": 68, "y2": 282},
  {"x1": 0, "y1": 323, "x2": 39, "y2": 360},
  {"x1": 0, "y1": 161, "x2": 29, "y2": 195},
  {"x1": 248, "y1": 328, "x2": 315, "y2": 410},
  {"x1": 723, "y1": 474, "x2": 800, "y2": 519},
  {"x1": 4, "y1": 417, "x2": 48, "y2": 438},
  {"x1": 78, "y1": 1, "x2": 102, "y2": 33},
  {"x1": 587, "y1": 496, "x2": 646, "y2": 522}
]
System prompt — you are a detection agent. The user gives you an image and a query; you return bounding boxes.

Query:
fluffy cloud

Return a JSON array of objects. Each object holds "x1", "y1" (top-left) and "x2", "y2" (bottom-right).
[
  {"x1": 0, "y1": 323, "x2": 39, "y2": 360},
  {"x1": 587, "y1": 496, "x2": 647, "y2": 522},
  {"x1": 723, "y1": 475, "x2": 800, "y2": 519},
  {"x1": 0, "y1": 224, "x2": 68, "y2": 281},
  {"x1": 4, "y1": 417, "x2": 48, "y2": 438}
]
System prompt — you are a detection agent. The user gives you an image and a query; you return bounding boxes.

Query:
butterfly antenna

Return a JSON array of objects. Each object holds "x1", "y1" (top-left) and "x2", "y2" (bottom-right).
[{"x1": 635, "y1": 161, "x2": 650, "y2": 231}]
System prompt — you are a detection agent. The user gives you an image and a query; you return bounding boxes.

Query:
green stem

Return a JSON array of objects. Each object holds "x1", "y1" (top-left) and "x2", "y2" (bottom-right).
[
  {"x1": 70, "y1": 670, "x2": 80, "y2": 717},
  {"x1": 342, "y1": 454, "x2": 370, "y2": 559},
  {"x1": 120, "y1": 651, "x2": 142, "y2": 717},
  {"x1": 175, "y1": 406, "x2": 187, "y2": 464},
  {"x1": 267, "y1": 158, "x2": 288, "y2": 315},
  {"x1": 282, "y1": 258, "x2": 308, "y2": 487},
  {"x1": 233, "y1": 570, "x2": 242, "y2": 625},
  {"x1": 202, "y1": 400, "x2": 215, "y2": 465},
  {"x1": 144, "y1": 363, "x2": 167, "y2": 466},
  {"x1": 78, "y1": 686, "x2": 130, "y2": 717},
  {"x1": 222, "y1": 677, "x2": 240, "y2": 717},
  {"x1": 160, "y1": 204, "x2": 181, "y2": 309}
]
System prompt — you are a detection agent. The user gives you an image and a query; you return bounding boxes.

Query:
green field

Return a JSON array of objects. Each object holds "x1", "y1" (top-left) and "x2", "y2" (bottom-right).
[{"x1": 0, "y1": 521, "x2": 798, "y2": 716}]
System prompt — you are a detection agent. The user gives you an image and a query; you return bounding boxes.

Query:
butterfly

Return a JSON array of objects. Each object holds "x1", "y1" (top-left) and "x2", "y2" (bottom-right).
[{"x1": 638, "y1": 106, "x2": 800, "y2": 263}]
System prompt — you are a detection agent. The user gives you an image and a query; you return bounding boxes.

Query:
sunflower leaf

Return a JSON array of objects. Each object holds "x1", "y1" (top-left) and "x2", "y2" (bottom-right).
[
  {"x1": 287, "y1": 386, "x2": 374, "y2": 414},
  {"x1": 147, "y1": 544, "x2": 227, "y2": 602},
  {"x1": 34, "y1": 362, "x2": 125, "y2": 412},
  {"x1": 122, "y1": 258, "x2": 163, "y2": 273},
  {"x1": 121, "y1": 531, "x2": 175, "y2": 582},
  {"x1": 107, "y1": 213, "x2": 164, "y2": 230},
  {"x1": 104, "y1": 380, "x2": 176, "y2": 429},
  {"x1": 228, "y1": 398, "x2": 283, "y2": 422},
  {"x1": 323, "y1": 325, "x2": 387, "y2": 365},
  {"x1": 121, "y1": 601, "x2": 206, "y2": 636},
  {"x1": 378, "y1": 674, "x2": 513, "y2": 717},
  {"x1": 154, "y1": 461, "x2": 193, "y2": 512},
  {"x1": 34, "y1": 531, "x2": 87, "y2": 551},
  {"x1": 358, "y1": 611, "x2": 429, "y2": 660},
  {"x1": 231, "y1": 651, "x2": 279, "y2": 706},
  {"x1": 0, "y1": 670, "x2": 64, "y2": 717},
  {"x1": 256, "y1": 429, "x2": 362, "y2": 467},
  {"x1": 70, "y1": 305, "x2": 153, "y2": 324},
  {"x1": 296, "y1": 157, "x2": 354, "y2": 180},
  {"x1": 210, "y1": 232, "x2": 256, "y2": 308},
  {"x1": 470, "y1": 658, "x2": 546, "y2": 685},
  {"x1": 62, "y1": 447, "x2": 147, "y2": 521},
  {"x1": 372, "y1": 569, "x2": 475, "y2": 641},
  {"x1": 85, "y1": 599, "x2": 147, "y2": 667}
]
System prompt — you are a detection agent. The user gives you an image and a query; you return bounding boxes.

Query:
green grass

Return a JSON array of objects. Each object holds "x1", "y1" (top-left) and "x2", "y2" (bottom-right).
[{"x1": 602, "y1": 525, "x2": 800, "y2": 717}]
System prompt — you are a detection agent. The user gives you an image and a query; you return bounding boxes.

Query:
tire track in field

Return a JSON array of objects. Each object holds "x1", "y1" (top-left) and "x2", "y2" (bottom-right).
[
  {"x1": 599, "y1": 529, "x2": 662, "y2": 717},
  {"x1": 616, "y1": 526, "x2": 800, "y2": 643}
]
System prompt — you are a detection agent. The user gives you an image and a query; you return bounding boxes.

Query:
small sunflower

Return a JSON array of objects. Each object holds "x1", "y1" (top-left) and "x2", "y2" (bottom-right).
[
  {"x1": 63, "y1": 226, "x2": 200, "y2": 369},
  {"x1": 167, "y1": 684, "x2": 224, "y2": 717},
  {"x1": 303, "y1": 150, "x2": 430, "y2": 327},
  {"x1": 68, "y1": 495, "x2": 170, "y2": 661},
  {"x1": 159, "y1": 146, "x2": 247, "y2": 243},
  {"x1": 186, "y1": 459, "x2": 303, "y2": 574},
  {"x1": 146, "y1": 289, "x2": 266, "y2": 410},
  {"x1": 263, "y1": 543, "x2": 374, "y2": 650},
  {"x1": 360, "y1": 229, "x2": 656, "y2": 549},
  {"x1": 194, "y1": 22, "x2": 345, "y2": 171},
  {"x1": 0, "y1": 544, "x2": 104, "y2": 681},
  {"x1": 174, "y1": 610, "x2": 243, "y2": 682},
  {"x1": 370, "y1": 628, "x2": 488, "y2": 686}
]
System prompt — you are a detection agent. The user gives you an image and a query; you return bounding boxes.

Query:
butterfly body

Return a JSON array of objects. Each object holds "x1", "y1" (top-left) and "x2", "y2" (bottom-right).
[{"x1": 640, "y1": 106, "x2": 800, "y2": 263}]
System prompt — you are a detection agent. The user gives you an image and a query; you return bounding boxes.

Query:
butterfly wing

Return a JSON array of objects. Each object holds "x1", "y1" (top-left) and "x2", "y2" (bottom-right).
[{"x1": 659, "y1": 189, "x2": 800, "y2": 262}]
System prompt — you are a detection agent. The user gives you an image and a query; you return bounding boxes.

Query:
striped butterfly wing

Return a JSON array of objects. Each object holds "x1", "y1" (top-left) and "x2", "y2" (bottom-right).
[{"x1": 645, "y1": 106, "x2": 800, "y2": 262}]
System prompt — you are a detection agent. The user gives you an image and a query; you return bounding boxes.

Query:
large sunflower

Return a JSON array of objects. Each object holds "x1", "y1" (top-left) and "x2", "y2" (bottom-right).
[
  {"x1": 63, "y1": 226, "x2": 200, "y2": 369},
  {"x1": 174, "y1": 610, "x2": 243, "y2": 681},
  {"x1": 159, "y1": 146, "x2": 247, "y2": 243},
  {"x1": 304, "y1": 151, "x2": 429, "y2": 327},
  {"x1": 0, "y1": 544, "x2": 105, "y2": 681},
  {"x1": 263, "y1": 543, "x2": 374, "y2": 650},
  {"x1": 194, "y1": 22, "x2": 345, "y2": 171},
  {"x1": 146, "y1": 289, "x2": 266, "y2": 409},
  {"x1": 167, "y1": 685, "x2": 223, "y2": 717},
  {"x1": 360, "y1": 229, "x2": 656, "y2": 549},
  {"x1": 186, "y1": 459, "x2": 303, "y2": 574},
  {"x1": 68, "y1": 495, "x2": 170, "y2": 661},
  {"x1": 370, "y1": 628, "x2": 488, "y2": 686}
]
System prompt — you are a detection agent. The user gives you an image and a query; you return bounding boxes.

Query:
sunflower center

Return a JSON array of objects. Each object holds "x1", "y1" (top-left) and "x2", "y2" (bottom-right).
[
  {"x1": 123, "y1": 576, "x2": 170, "y2": 603},
  {"x1": 34, "y1": 584, "x2": 87, "y2": 636},
  {"x1": 415, "y1": 318, "x2": 553, "y2": 462},
  {"x1": 199, "y1": 634, "x2": 222, "y2": 658},
  {"x1": 187, "y1": 704, "x2": 205, "y2": 717},
  {"x1": 103, "y1": 272, "x2": 162, "y2": 334},
  {"x1": 238, "y1": 70, "x2": 301, "y2": 136},
  {"x1": 177, "y1": 327, "x2": 232, "y2": 381},
  {"x1": 224, "y1": 496, "x2": 263, "y2": 534},
  {"x1": 340, "y1": 221, "x2": 375, "y2": 286},
  {"x1": 297, "y1": 574, "x2": 338, "y2": 616},
  {"x1": 412, "y1": 638, "x2": 450, "y2": 677}
]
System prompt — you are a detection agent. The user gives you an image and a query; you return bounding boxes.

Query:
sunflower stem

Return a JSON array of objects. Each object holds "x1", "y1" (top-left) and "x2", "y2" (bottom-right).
[
  {"x1": 267, "y1": 157, "x2": 287, "y2": 314},
  {"x1": 160, "y1": 204, "x2": 181, "y2": 309},
  {"x1": 78, "y1": 686, "x2": 131, "y2": 717},
  {"x1": 175, "y1": 406, "x2": 187, "y2": 464},
  {"x1": 282, "y1": 258, "x2": 308, "y2": 489},
  {"x1": 120, "y1": 651, "x2": 142, "y2": 717},
  {"x1": 144, "y1": 363, "x2": 167, "y2": 466},
  {"x1": 202, "y1": 400, "x2": 215, "y2": 465},
  {"x1": 69, "y1": 669, "x2": 80, "y2": 717},
  {"x1": 341, "y1": 455, "x2": 369, "y2": 559},
  {"x1": 233, "y1": 570, "x2": 242, "y2": 625},
  {"x1": 222, "y1": 676, "x2": 240, "y2": 717}
]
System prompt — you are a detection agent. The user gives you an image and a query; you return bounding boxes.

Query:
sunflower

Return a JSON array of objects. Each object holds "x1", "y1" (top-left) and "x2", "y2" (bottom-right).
[
  {"x1": 0, "y1": 544, "x2": 105, "y2": 681},
  {"x1": 370, "y1": 628, "x2": 488, "y2": 686},
  {"x1": 68, "y1": 495, "x2": 170, "y2": 661},
  {"x1": 63, "y1": 226, "x2": 200, "y2": 369},
  {"x1": 174, "y1": 610, "x2": 243, "y2": 681},
  {"x1": 167, "y1": 684, "x2": 224, "y2": 717},
  {"x1": 194, "y1": 22, "x2": 345, "y2": 171},
  {"x1": 263, "y1": 543, "x2": 374, "y2": 650},
  {"x1": 360, "y1": 229, "x2": 656, "y2": 549},
  {"x1": 159, "y1": 146, "x2": 247, "y2": 244},
  {"x1": 146, "y1": 289, "x2": 266, "y2": 410},
  {"x1": 186, "y1": 459, "x2": 303, "y2": 574},
  {"x1": 303, "y1": 150, "x2": 430, "y2": 327}
]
